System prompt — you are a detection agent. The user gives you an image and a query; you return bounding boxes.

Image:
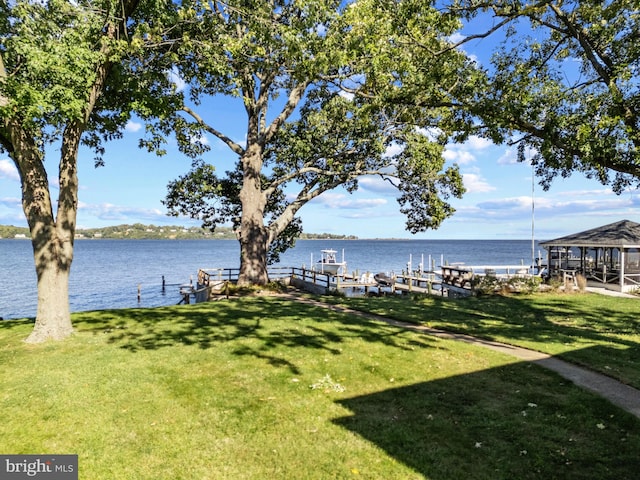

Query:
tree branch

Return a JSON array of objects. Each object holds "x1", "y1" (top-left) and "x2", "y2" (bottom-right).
[
  {"x1": 264, "y1": 80, "x2": 309, "y2": 144},
  {"x1": 182, "y1": 105, "x2": 245, "y2": 155},
  {"x1": 0, "y1": 53, "x2": 8, "y2": 108}
]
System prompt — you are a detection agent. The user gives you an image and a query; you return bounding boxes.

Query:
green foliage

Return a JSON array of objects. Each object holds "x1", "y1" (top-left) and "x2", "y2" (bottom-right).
[
  {"x1": 0, "y1": 225, "x2": 30, "y2": 238},
  {"x1": 161, "y1": 0, "x2": 478, "y2": 273},
  {"x1": 396, "y1": 131, "x2": 466, "y2": 233},
  {"x1": 1, "y1": 0, "x2": 102, "y2": 126},
  {"x1": 77, "y1": 223, "x2": 234, "y2": 239},
  {"x1": 454, "y1": 0, "x2": 640, "y2": 192},
  {"x1": 473, "y1": 275, "x2": 543, "y2": 296},
  {"x1": 0, "y1": 223, "x2": 356, "y2": 240},
  {"x1": 164, "y1": 160, "x2": 303, "y2": 263}
]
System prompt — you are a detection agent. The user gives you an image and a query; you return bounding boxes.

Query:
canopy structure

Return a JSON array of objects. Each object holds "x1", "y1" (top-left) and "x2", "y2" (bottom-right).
[{"x1": 539, "y1": 220, "x2": 640, "y2": 292}]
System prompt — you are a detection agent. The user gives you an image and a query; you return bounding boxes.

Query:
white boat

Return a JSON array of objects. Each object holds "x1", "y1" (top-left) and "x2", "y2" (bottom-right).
[{"x1": 317, "y1": 249, "x2": 346, "y2": 275}]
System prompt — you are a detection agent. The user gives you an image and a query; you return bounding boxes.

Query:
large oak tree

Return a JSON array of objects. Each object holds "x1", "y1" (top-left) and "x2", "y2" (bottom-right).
[{"x1": 161, "y1": 0, "x2": 483, "y2": 285}]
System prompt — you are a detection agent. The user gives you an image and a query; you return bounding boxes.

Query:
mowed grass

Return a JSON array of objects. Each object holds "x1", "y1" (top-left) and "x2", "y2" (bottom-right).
[
  {"x1": 1, "y1": 295, "x2": 639, "y2": 479},
  {"x1": 330, "y1": 291, "x2": 640, "y2": 388}
]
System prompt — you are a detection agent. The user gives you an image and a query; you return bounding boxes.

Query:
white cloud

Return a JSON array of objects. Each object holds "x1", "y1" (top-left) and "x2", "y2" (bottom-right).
[
  {"x1": 383, "y1": 142, "x2": 404, "y2": 158},
  {"x1": 466, "y1": 136, "x2": 493, "y2": 150},
  {"x1": 78, "y1": 201, "x2": 167, "y2": 222},
  {"x1": 0, "y1": 196, "x2": 21, "y2": 208},
  {"x1": 0, "y1": 159, "x2": 20, "y2": 181},
  {"x1": 316, "y1": 192, "x2": 387, "y2": 210},
  {"x1": 476, "y1": 196, "x2": 534, "y2": 211},
  {"x1": 126, "y1": 120, "x2": 143, "y2": 133},
  {"x1": 190, "y1": 134, "x2": 209, "y2": 146},
  {"x1": 444, "y1": 135, "x2": 492, "y2": 166},
  {"x1": 448, "y1": 32, "x2": 465, "y2": 44},
  {"x1": 463, "y1": 173, "x2": 495, "y2": 193},
  {"x1": 445, "y1": 149, "x2": 476, "y2": 165},
  {"x1": 338, "y1": 89, "x2": 355, "y2": 101},
  {"x1": 496, "y1": 148, "x2": 518, "y2": 165},
  {"x1": 167, "y1": 67, "x2": 186, "y2": 92},
  {"x1": 497, "y1": 146, "x2": 537, "y2": 165},
  {"x1": 556, "y1": 188, "x2": 613, "y2": 197},
  {"x1": 462, "y1": 190, "x2": 640, "y2": 227},
  {"x1": 415, "y1": 126, "x2": 443, "y2": 141}
]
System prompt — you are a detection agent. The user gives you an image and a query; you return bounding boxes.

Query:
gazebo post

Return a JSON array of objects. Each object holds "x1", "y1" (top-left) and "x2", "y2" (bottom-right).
[{"x1": 620, "y1": 248, "x2": 626, "y2": 292}]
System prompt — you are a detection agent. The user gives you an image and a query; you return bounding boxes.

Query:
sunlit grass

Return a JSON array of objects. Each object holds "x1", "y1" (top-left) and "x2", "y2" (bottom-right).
[
  {"x1": 330, "y1": 291, "x2": 640, "y2": 388},
  {"x1": 1, "y1": 296, "x2": 639, "y2": 479}
]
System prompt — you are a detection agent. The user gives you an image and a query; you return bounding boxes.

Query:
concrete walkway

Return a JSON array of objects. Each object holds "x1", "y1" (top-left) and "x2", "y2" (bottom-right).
[{"x1": 287, "y1": 294, "x2": 640, "y2": 420}]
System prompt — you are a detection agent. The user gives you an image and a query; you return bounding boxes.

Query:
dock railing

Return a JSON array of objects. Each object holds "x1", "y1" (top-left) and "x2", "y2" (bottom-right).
[
  {"x1": 195, "y1": 267, "x2": 335, "y2": 296},
  {"x1": 440, "y1": 264, "x2": 534, "y2": 296},
  {"x1": 193, "y1": 266, "x2": 441, "y2": 299},
  {"x1": 197, "y1": 267, "x2": 332, "y2": 285}
]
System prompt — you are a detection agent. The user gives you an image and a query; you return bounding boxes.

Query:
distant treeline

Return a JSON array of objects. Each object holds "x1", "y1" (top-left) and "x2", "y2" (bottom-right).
[{"x1": 0, "y1": 223, "x2": 357, "y2": 240}]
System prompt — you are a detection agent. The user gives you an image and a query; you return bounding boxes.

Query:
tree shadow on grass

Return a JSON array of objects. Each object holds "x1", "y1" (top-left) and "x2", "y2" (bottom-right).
[
  {"x1": 434, "y1": 294, "x2": 640, "y2": 386},
  {"x1": 333, "y1": 353, "x2": 640, "y2": 480},
  {"x1": 73, "y1": 296, "x2": 440, "y2": 374},
  {"x1": 0, "y1": 317, "x2": 34, "y2": 330},
  {"x1": 340, "y1": 293, "x2": 640, "y2": 386},
  {"x1": 436, "y1": 294, "x2": 640, "y2": 345}
]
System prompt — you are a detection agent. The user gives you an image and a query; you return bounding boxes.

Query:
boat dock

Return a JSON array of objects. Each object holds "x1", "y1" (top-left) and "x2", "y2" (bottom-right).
[
  {"x1": 182, "y1": 261, "x2": 538, "y2": 303},
  {"x1": 186, "y1": 266, "x2": 443, "y2": 302}
]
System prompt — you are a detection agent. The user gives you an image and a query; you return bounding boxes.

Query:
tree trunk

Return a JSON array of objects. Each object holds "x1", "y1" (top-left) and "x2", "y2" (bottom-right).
[
  {"x1": 25, "y1": 231, "x2": 74, "y2": 343},
  {"x1": 8, "y1": 120, "x2": 77, "y2": 343},
  {"x1": 237, "y1": 146, "x2": 269, "y2": 285}
]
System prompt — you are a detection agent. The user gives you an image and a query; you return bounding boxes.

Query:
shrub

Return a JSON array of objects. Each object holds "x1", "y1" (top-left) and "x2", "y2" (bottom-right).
[
  {"x1": 473, "y1": 275, "x2": 541, "y2": 296},
  {"x1": 575, "y1": 274, "x2": 587, "y2": 291}
]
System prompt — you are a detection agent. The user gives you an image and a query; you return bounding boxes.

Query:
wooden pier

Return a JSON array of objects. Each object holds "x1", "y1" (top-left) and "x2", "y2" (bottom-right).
[
  {"x1": 181, "y1": 262, "x2": 537, "y2": 303},
  {"x1": 190, "y1": 267, "x2": 444, "y2": 301}
]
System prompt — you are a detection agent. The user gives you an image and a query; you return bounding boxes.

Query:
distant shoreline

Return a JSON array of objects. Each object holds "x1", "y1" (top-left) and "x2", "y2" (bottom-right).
[{"x1": 0, "y1": 223, "x2": 358, "y2": 241}]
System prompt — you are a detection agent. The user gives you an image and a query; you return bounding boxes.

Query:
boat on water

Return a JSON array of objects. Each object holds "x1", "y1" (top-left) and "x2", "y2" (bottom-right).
[{"x1": 317, "y1": 249, "x2": 346, "y2": 275}]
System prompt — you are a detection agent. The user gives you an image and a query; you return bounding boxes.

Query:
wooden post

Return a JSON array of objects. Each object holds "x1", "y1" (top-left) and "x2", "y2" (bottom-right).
[
  {"x1": 162, "y1": 275, "x2": 166, "y2": 292},
  {"x1": 137, "y1": 284, "x2": 141, "y2": 302}
]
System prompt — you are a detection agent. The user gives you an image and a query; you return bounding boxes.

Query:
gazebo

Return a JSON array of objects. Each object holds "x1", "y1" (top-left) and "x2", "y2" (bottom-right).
[{"x1": 539, "y1": 219, "x2": 640, "y2": 293}]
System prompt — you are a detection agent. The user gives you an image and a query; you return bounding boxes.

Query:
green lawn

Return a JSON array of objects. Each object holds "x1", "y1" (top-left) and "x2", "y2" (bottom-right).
[
  {"x1": 330, "y1": 291, "x2": 640, "y2": 388},
  {"x1": 1, "y1": 295, "x2": 640, "y2": 479}
]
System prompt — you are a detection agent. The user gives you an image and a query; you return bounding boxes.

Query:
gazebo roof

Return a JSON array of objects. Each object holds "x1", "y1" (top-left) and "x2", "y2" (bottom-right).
[{"x1": 540, "y1": 219, "x2": 640, "y2": 248}]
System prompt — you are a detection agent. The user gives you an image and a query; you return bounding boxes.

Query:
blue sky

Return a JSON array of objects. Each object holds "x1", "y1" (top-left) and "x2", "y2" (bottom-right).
[
  {"x1": 2, "y1": 120, "x2": 638, "y2": 240},
  {"x1": 1, "y1": 11, "x2": 639, "y2": 240}
]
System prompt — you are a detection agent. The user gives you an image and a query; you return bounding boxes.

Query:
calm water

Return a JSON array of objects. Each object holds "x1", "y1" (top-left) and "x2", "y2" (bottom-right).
[{"x1": 0, "y1": 238, "x2": 541, "y2": 319}]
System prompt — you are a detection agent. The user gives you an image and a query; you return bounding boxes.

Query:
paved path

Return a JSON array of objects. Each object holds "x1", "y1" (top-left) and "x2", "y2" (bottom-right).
[{"x1": 287, "y1": 294, "x2": 640, "y2": 419}]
